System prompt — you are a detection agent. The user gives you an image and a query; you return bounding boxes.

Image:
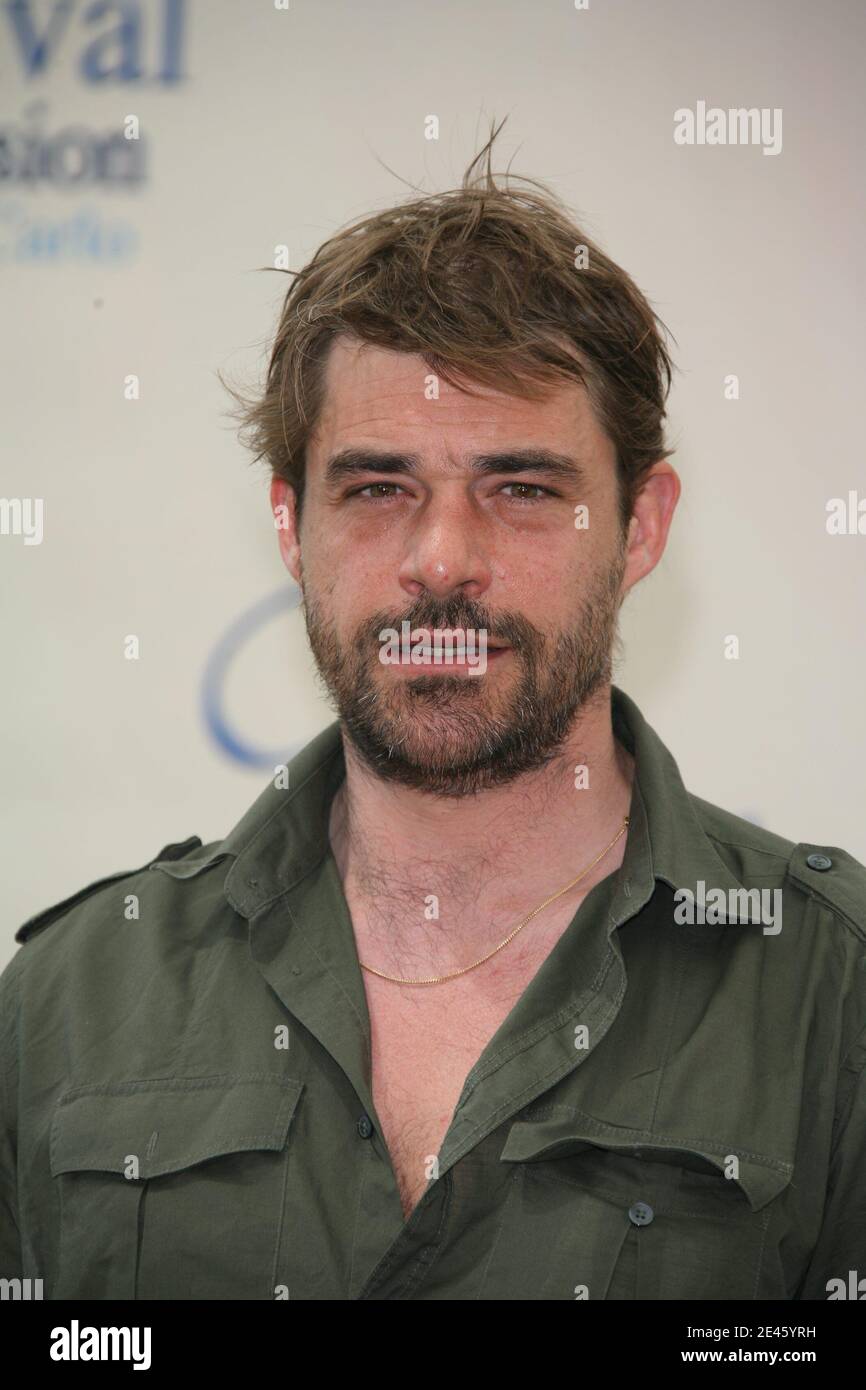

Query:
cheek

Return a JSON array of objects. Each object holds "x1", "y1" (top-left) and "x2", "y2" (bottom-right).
[
  {"x1": 302, "y1": 550, "x2": 384, "y2": 640},
  {"x1": 312, "y1": 529, "x2": 405, "y2": 616},
  {"x1": 496, "y1": 532, "x2": 602, "y2": 601}
]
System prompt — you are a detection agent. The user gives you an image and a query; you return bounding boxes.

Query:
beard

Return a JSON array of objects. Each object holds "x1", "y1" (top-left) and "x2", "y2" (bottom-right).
[{"x1": 299, "y1": 545, "x2": 627, "y2": 798}]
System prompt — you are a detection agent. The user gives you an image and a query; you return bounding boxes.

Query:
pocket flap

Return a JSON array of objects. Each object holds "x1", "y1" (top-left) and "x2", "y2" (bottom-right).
[
  {"x1": 499, "y1": 1115, "x2": 793, "y2": 1212},
  {"x1": 51, "y1": 1073, "x2": 304, "y2": 1179}
]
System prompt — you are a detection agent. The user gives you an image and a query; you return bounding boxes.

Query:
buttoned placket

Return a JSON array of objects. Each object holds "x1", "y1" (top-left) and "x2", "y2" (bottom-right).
[{"x1": 356, "y1": 843, "x2": 656, "y2": 1299}]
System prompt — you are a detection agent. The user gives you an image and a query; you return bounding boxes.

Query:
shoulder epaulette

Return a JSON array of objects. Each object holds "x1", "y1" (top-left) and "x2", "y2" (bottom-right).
[
  {"x1": 15, "y1": 837, "x2": 203, "y2": 943},
  {"x1": 787, "y1": 842, "x2": 866, "y2": 943}
]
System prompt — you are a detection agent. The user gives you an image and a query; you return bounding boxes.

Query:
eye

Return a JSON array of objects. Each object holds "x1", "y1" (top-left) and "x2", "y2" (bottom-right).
[
  {"x1": 347, "y1": 482, "x2": 404, "y2": 503},
  {"x1": 499, "y1": 482, "x2": 556, "y2": 503}
]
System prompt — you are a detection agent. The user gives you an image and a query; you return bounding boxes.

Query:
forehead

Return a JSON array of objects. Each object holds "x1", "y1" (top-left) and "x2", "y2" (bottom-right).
[{"x1": 309, "y1": 334, "x2": 612, "y2": 463}]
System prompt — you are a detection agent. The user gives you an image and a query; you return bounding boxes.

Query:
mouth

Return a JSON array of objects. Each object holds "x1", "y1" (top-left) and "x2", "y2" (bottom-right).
[
  {"x1": 376, "y1": 624, "x2": 514, "y2": 674},
  {"x1": 391, "y1": 643, "x2": 512, "y2": 672}
]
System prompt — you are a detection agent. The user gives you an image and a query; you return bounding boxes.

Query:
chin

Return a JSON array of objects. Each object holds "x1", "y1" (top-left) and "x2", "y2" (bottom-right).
[{"x1": 374, "y1": 700, "x2": 498, "y2": 759}]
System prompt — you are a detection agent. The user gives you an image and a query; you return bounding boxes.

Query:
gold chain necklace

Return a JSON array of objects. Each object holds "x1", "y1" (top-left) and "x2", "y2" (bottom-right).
[{"x1": 359, "y1": 816, "x2": 629, "y2": 987}]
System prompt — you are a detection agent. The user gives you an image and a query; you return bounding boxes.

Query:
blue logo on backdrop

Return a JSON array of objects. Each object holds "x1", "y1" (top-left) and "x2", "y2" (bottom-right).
[
  {"x1": 2, "y1": 0, "x2": 189, "y2": 263},
  {"x1": 0, "y1": 101, "x2": 147, "y2": 189},
  {"x1": 202, "y1": 586, "x2": 307, "y2": 770},
  {"x1": 0, "y1": 195, "x2": 138, "y2": 261},
  {"x1": 5, "y1": 0, "x2": 187, "y2": 83}
]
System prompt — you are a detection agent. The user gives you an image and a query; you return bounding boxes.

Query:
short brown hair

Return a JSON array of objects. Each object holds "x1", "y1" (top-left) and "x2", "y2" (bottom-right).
[{"x1": 225, "y1": 120, "x2": 676, "y2": 531}]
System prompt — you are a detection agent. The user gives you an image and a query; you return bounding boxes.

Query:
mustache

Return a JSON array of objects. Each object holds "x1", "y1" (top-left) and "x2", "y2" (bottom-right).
[{"x1": 357, "y1": 599, "x2": 537, "y2": 651}]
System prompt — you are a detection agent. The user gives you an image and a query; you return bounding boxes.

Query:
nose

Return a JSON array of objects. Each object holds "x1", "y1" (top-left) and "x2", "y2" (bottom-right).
[{"x1": 397, "y1": 488, "x2": 494, "y2": 600}]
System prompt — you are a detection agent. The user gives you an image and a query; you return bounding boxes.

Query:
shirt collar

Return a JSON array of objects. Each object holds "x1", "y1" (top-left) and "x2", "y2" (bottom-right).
[
  {"x1": 170, "y1": 685, "x2": 751, "y2": 921},
  {"x1": 610, "y1": 685, "x2": 749, "y2": 912}
]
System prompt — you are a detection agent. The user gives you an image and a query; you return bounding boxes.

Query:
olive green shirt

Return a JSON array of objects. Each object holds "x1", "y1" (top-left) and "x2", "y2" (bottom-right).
[{"x1": 2, "y1": 686, "x2": 865, "y2": 1300}]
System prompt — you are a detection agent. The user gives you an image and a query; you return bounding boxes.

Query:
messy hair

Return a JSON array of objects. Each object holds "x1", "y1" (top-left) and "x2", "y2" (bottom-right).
[{"x1": 224, "y1": 118, "x2": 676, "y2": 531}]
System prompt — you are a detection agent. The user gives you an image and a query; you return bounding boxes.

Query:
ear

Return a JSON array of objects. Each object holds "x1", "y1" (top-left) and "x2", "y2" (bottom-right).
[
  {"x1": 621, "y1": 462, "x2": 681, "y2": 597},
  {"x1": 269, "y1": 477, "x2": 302, "y2": 585}
]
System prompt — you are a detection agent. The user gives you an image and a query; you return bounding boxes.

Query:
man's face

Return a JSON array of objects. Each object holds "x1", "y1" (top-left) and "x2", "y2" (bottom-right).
[{"x1": 274, "y1": 335, "x2": 644, "y2": 797}]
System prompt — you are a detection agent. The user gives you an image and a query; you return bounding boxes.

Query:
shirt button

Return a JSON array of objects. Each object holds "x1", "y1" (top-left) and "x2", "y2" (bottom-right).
[
  {"x1": 628, "y1": 1201, "x2": 654, "y2": 1226},
  {"x1": 805, "y1": 854, "x2": 833, "y2": 871},
  {"x1": 357, "y1": 1114, "x2": 373, "y2": 1139}
]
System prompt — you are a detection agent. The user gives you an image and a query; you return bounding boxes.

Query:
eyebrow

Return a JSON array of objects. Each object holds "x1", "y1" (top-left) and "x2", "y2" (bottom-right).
[{"x1": 324, "y1": 447, "x2": 586, "y2": 488}]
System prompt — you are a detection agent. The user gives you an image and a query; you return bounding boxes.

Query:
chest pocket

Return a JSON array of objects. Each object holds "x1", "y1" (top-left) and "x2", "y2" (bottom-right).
[
  {"x1": 481, "y1": 1116, "x2": 792, "y2": 1301},
  {"x1": 50, "y1": 1073, "x2": 304, "y2": 1299}
]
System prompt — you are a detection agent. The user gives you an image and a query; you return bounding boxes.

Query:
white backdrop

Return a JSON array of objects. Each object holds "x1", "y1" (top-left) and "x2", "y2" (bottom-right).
[{"x1": 2, "y1": 0, "x2": 864, "y2": 972}]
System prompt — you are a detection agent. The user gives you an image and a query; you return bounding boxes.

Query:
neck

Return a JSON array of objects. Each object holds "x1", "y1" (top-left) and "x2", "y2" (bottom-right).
[{"x1": 328, "y1": 685, "x2": 635, "y2": 964}]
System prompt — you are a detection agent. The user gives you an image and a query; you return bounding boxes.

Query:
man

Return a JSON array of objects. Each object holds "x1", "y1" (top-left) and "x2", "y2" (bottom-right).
[{"x1": 2, "y1": 132, "x2": 864, "y2": 1301}]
